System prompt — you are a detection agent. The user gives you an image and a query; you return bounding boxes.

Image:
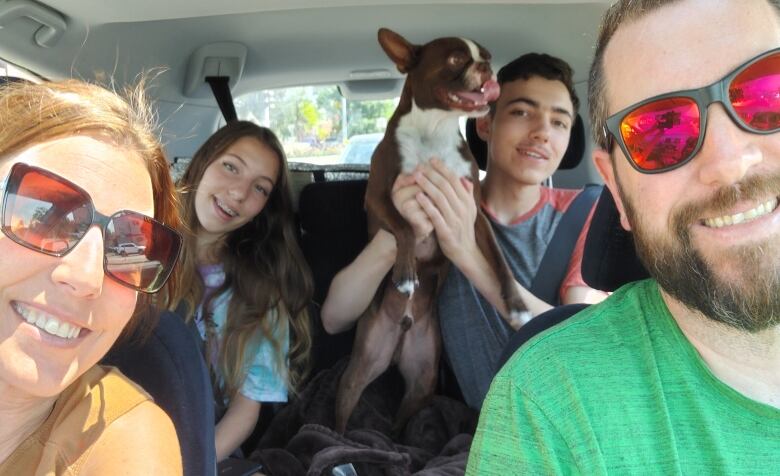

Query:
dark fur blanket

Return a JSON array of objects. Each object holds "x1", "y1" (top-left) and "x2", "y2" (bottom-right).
[{"x1": 249, "y1": 359, "x2": 477, "y2": 475}]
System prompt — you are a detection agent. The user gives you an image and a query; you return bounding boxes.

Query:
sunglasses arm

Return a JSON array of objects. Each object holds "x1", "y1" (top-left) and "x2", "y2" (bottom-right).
[{"x1": 600, "y1": 126, "x2": 613, "y2": 151}]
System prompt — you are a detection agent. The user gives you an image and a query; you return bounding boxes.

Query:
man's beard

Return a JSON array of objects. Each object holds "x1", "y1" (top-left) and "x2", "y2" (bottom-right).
[{"x1": 618, "y1": 173, "x2": 780, "y2": 332}]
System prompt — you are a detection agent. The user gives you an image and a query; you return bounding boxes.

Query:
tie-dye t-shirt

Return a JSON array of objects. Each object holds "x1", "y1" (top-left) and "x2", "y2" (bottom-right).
[{"x1": 194, "y1": 263, "x2": 288, "y2": 403}]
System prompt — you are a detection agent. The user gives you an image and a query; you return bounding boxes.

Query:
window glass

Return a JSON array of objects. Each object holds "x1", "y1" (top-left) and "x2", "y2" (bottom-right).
[
  {"x1": 235, "y1": 85, "x2": 398, "y2": 165},
  {"x1": 0, "y1": 59, "x2": 43, "y2": 83}
]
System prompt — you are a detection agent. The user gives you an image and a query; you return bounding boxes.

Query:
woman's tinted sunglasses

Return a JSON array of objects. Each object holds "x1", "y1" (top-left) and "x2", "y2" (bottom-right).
[
  {"x1": 0, "y1": 162, "x2": 182, "y2": 293},
  {"x1": 604, "y1": 47, "x2": 780, "y2": 173}
]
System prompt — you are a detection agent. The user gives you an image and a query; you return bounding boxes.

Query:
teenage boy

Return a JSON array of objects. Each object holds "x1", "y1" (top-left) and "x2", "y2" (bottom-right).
[
  {"x1": 322, "y1": 53, "x2": 606, "y2": 410},
  {"x1": 468, "y1": 0, "x2": 780, "y2": 473}
]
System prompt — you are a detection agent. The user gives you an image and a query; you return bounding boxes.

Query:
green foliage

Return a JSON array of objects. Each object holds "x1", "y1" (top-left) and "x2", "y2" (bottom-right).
[
  {"x1": 348, "y1": 100, "x2": 395, "y2": 135},
  {"x1": 234, "y1": 84, "x2": 397, "y2": 158}
]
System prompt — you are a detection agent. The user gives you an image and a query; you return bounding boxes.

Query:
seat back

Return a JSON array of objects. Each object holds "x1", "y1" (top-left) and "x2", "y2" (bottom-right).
[
  {"x1": 102, "y1": 310, "x2": 216, "y2": 476},
  {"x1": 581, "y1": 187, "x2": 649, "y2": 290},
  {"x1": 298, "y1": 179, "x2": 368, "y2": 305},
  {"x1": 297, "y1": 179, "x2": 369, "y2": 377},
  {"x1": 495, "y1": 304, "x2": 588, "y2": 369}
]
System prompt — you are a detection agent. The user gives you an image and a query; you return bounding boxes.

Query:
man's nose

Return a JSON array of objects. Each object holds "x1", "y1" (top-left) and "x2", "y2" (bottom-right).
[
  {"x1": 696, "y1": 106, "x2": 763, "y2": 187},
  {"x1": 50, "y1": 226, "x2": 104, "y2": 298}
]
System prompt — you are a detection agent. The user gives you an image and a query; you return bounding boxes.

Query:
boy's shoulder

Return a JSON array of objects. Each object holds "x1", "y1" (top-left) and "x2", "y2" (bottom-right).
[{"x1": 540, "y1": 185, "x2": 586, "y2": 213}]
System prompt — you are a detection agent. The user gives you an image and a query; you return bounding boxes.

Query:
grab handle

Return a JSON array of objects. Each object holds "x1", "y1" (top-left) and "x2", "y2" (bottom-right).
[{"x1": 0, "y1": 0, "x2": 67, "y2": 48}]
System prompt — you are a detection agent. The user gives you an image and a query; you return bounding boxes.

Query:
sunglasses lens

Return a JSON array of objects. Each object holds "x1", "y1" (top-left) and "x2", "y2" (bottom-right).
[
  {"x1": 105, "y1": 211, "x2": 180, "y2": 293},
  {"x1": 730, "y1": 51, "x2": 780, "y2": 132},
  {"x1": 1, "y1": 164, "x2": 180, "y2": 293},
  {"x1": 620, "y1": 97, "x2": 700, "y2": 171},
  {"x1": 2, "y1": 166, "x2": 90, "y2": 253}
]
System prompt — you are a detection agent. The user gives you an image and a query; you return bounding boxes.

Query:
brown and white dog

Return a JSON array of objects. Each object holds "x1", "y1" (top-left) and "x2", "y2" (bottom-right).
[{"x1": 334, "y1": 28, "x2": 528, "y2": 434}]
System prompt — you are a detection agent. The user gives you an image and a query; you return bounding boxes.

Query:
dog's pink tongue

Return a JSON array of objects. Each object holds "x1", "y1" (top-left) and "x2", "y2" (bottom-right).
[
  {"x1": 481, "y1": 79, "x2": 500, "y2": 102},
  {"x1": 455, "y1": 79, "x2": 501, "y2": 104}
]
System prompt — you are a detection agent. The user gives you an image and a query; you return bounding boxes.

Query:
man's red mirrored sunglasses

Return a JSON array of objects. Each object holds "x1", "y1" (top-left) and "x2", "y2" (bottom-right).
[{"x1": 604, "y1": 47, "x2": 780, "y2": 173}]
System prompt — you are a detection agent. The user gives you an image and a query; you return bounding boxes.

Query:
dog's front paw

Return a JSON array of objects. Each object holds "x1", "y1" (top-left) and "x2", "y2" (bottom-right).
[
  {"x1": 508, "y1": 310, "x2": 532, "y2": 330},
  {"x1": 395, "y1": 278, "x2": 418, "y2": 295},
  {"x1": 392, "y1": 270, "x2": 419, "y2": 296},
  {"x1": 505, "y1": 296, "x2": 531, "y2": 330}
]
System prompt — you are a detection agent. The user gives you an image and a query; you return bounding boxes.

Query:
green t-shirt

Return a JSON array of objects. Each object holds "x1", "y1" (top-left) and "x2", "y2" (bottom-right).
[{"x1": 467, "y1": 279, "x2": 780, "y2": 475}]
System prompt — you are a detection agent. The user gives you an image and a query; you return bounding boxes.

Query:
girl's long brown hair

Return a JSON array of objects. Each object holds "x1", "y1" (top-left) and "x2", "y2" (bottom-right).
[{"x1": 172, "y1": 120, "x2": 312, "y2": 398}]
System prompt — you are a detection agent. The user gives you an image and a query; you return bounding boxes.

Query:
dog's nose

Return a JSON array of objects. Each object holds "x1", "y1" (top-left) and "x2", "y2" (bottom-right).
[{"x1": 476, "y1": 62, "x2": 491, "y2": 74}]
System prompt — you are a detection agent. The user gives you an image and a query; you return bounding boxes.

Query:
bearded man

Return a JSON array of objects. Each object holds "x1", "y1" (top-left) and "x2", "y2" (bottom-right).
[{"x1": 468, "y1": 0, "x2": 780, "y2": 473}]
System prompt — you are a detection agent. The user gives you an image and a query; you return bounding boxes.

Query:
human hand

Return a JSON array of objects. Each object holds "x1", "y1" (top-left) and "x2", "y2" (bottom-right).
[
  {"x1": 392, "y1": 172, "x2": 434, "y2": 242},
  {"x1": 413, "y1": 158, "x2": 478, "y2": 267}
]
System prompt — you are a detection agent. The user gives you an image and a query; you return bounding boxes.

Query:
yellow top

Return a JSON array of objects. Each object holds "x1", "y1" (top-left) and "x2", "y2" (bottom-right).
[{"x1": 0, "y1": 365, "x2": 182, "y2": 475}]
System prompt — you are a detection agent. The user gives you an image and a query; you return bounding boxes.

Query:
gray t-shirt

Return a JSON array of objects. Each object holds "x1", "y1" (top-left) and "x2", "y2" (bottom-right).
[{"x1": 438, "y1": 187, "x2": 589, "y2": 409}]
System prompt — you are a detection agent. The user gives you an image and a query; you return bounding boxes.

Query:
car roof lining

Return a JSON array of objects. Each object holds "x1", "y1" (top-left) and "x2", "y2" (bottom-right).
[
  {"x1": 0, "y1": 0, "x2": 609, "y2": 188},
  {"x1": 44, "y1": 0, "x2": 610, "y2": 24},
  {"x1": 1, "y1": 1, "x2": 609, "y2": 104}
]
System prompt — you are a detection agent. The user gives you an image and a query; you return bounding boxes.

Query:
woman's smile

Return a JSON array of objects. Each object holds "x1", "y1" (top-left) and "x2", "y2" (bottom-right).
[{"x1": 12, "y1": 300, "x2": 89, "y2": 343}]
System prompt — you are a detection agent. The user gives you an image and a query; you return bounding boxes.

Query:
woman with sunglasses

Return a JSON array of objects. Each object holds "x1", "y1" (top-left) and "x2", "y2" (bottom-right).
[
  {"x1": 172, "y1": 121, "x2": 313, "y2": 462},
  {"x1": 0, "y1": 79, "x2": 183, "y2": 474}
]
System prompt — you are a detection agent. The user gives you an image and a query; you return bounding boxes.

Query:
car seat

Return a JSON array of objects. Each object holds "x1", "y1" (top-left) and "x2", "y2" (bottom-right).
[
  {"x1": 101, "y1": 310, "x2": 217, "y2": 476},
  {"x1": 297, "y1": 179, "x2": 369, "y2": 378}
]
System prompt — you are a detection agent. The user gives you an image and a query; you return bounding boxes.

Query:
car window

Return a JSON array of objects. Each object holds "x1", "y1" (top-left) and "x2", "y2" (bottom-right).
[
  {"x1": 0, "y1": 58, "x2": 43, "y2": 83},
  {"x1": 235, "y1": 85, "x2": 398, "y2": 165}
]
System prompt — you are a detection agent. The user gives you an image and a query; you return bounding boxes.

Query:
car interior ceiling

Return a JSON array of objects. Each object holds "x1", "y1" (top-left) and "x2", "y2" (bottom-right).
[{"x1": 0, "y1": 0, "x2": 610, "y2": 187}]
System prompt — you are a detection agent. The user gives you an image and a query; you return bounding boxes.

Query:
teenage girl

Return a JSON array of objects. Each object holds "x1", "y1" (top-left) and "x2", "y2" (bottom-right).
[{"x1": 172, "y1": 121, "x2": 313, "y2": 460}]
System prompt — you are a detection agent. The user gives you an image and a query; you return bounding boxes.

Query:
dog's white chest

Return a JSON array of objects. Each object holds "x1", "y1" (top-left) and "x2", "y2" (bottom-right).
[{"x1": 394, "y1": 106, "x2": 472, "y2": 177}]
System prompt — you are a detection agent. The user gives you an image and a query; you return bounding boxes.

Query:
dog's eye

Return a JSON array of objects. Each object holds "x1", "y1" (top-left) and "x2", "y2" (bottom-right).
[{"x1": 448, "y1": 52, "x2": 468, "y2": 68}]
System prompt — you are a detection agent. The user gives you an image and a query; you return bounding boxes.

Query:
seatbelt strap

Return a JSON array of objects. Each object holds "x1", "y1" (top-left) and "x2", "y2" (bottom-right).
[
  {"x1": 205, "y1": 76, "x2": 237, "y2": 123},
  {"x1": 529, "y1": 184, "x2": 602, "y2": 305}
]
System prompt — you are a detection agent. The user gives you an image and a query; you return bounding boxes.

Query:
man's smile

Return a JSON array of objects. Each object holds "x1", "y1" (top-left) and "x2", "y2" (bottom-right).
[{"x1": 702, "y1": 197, "x2": 779, "y2": 228}]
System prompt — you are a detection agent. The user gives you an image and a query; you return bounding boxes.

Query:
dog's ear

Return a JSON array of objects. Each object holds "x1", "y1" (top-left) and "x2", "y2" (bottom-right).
[{"x1": 378, "y1": 28, "x2": 419, "y2": 74}]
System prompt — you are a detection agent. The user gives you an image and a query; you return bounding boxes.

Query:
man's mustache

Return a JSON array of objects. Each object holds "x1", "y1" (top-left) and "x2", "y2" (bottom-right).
[{"x1": 672, "y1": 172, "x2": 780, "y2": 237}]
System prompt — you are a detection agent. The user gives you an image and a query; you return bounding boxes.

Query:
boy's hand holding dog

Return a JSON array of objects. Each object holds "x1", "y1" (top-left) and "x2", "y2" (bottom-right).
[
  {"x1": 412, "y1": 158, "x2": 479, "y2": 270},
  {"x1": 391, "y1": 172, "x2": 433, "y2": 244},
  {"x1": 403, "y1": 158, "x2": 543, "y2": 329},
  {"x1": 394, "y1": 158, "x2": 481, "y2": 279}
]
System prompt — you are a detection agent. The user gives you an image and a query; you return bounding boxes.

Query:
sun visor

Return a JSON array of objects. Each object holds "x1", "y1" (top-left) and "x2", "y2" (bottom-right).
[
  {"x1": 338, "y1": 77, "x2": 403, "y2": 100},
  {"x1": 183, "y1": 42, "x2": 247, "y2": 98}
]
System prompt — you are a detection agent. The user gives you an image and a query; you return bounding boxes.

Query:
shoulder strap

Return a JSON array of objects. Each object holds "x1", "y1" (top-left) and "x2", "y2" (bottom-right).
[{"x1": 529, "y1": 184, "x2": 602, "y2": 305}]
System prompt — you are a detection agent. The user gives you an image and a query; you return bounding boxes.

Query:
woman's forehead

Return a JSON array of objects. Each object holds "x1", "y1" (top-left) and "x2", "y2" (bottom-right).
[{"x1": 3, "y1": 136, "x2": 154, "y2": 217}]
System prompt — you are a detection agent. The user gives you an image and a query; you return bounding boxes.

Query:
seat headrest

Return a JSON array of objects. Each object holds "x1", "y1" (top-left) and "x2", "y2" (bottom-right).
[
  {"x1": 465, "y1": 117, "x2": 489, "y2": 170},
  {"x1": 581, "y1": 187, "x2": 649, "y2": 292},
  {"x1": 465, "y1": 114, "x2": 587, "y2": 171},
  {"x1": 297, "y1": 179, "x2": 368, "y2": 306},
  {"x1": 561, "y1": 114, "x2": 586, "y2": 170}
]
